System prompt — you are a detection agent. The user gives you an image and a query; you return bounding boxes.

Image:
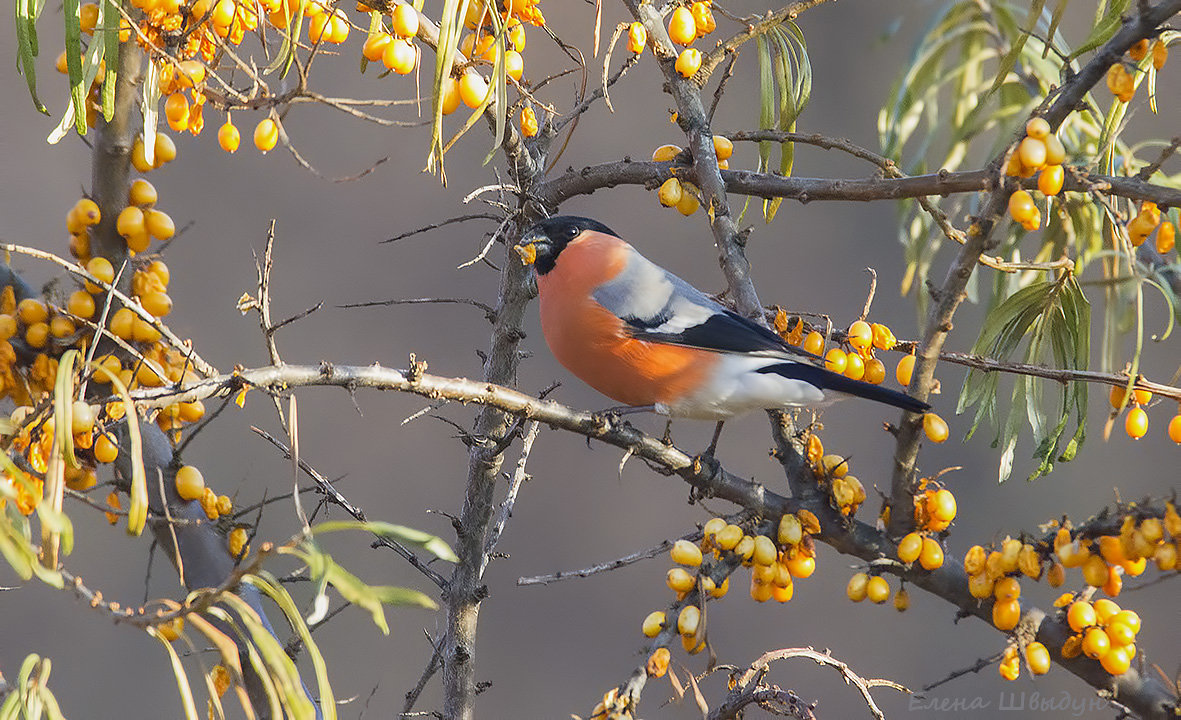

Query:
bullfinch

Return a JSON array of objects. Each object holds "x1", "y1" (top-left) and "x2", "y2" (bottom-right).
[{"x1": 516, "y1": 215, "x2": 931, "y2": 420}]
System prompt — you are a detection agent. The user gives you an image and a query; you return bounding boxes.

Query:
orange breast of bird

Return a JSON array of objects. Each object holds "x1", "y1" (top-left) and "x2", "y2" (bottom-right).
[{"x1": 537, "y1": 231, "x2": 718, "y2": 408}]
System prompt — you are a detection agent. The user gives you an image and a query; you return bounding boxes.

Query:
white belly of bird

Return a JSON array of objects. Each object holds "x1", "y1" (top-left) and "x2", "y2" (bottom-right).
[{"x1": 656, "y1": 355, "x2": 828, "y2": 419}]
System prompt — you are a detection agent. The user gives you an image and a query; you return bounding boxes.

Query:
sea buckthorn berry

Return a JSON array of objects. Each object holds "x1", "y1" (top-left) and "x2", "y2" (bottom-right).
[
  {"x1": 49, "y1": 316, "x2": 75, "y2": 338},
  {"x1": 893, "y1": 587, "x2": 910, "y2": 612},
  {"x1": 74, "y1": 198, "x2": 101, "y2": 226},
  {"x1": 164, "y1": 92, "x2": 190, "y2": 125},
  {"x1": 1082, "y1": 627, "x2": 1111, "y2": 660},
  {"x1": 144, "y1": 210, "x2": 175, "y2": 241},
  {"x1": 752, "y1": 563, "x2": 775, "y2": 585},
  {"x1": 1008, "y1": 190, "x2": 1036, "y2": 223},
  {"x1": 218, "y1": 120, "x2": 241, "y2": 153},
  {"x1": 229, "y1": 527, "x2": 249, "y2": 557},
  {"x1": 154, "y1": 132, "x2": 177, "y2": 165},
  {"x1": 994, "y1": 576, "x2": 1020, "y2": 602},
  {"x1": 691, "y1": 1, "x2": 714, "y2": 36},
  {"x1": 641, "y1": 610, "x2": 665, "y2": 638},
  {"x1": 1128, "y1": 38, "x2": 1150, "y2": 62},
  {"x1": 504, "y1": 50, "x2": 524, "y2": 81},
  {"x1": 175, "y1": 464, "x2": 205, "y2": 501},
  {"x1": 1017, "y1": 137, "x2": 1047, "y2": 169},
  {"x1": 0, "y1": 314, "x2": 16, "y2": 340},
  {"x1": 1105, "y1": 620, "x2": 1135, "y2": 648},
  {"x1": 998, "y1": 648, "x2": 1020, "y2": 681},
  {"x1": 67, "y1": 290, "x2": 96, "y2": 320},
  {"x1": 803, "y1": 331, "x2": 824, "y2": 356},
  {"x1": 1082, "y1": 555, "x2": 1109, "y2": 587},
  {"x1": 670, "y1": 539, "x2": 703, "y2": 567},
  {"x1": 25, "y1": 322, "x2": 49, "y2": 348},
  {"x1": 652, "y1": 144, "x2": 682, "y2": 162},
  {"x1": 1152, "y1": 39, "x2": 1168, "y2": 70},
  {"x1": 128, "y1": 179, "x2": 158, "y2": 207},
  {"x1": 1067, "y1": 600, "x2": 1096, "y2": 632},
  {"x1": 17, "y1": 298, "x2": 48, "y2": 325},
  {"x1": 733, "y1": 535, "x2": 755, "y2": 562},
  {"x1": 843, "y1": 352, "x2": 865, "y2": 380},
  {"x1": 870, "y1": 323, "x2": 896, "y2": 351},
  {"x1": 216, "y1": 494, "x2": 233, "y2": 516},
  {"x1": 824, "y1": 348, "x2": 847, "y2": 374},
  {"x1": 919, "y1": 537, "x2": 944, "y2": 570},
  {"x1": 1047, "y1": 562, "x2": 1065, "y2": 587},
  {"x1": 778, "y1": 513, "x2": 803, "y2": 546},
  {"x1": 627, "y1": 21, "x2": 646, "y2": 54},
  {"x1": 896, "y1": 352, "x2": 915, "y2": 386},
  {"x1": 1038, "y1": 164, "x2": 1064, "y2": 196},
  {"x1": 1018, "y1": 544, "x2": 1042, "y2": 580},
  {"x1": 964, "y1": 545, "x2": 987, "y2": 575},
  {"x1": 391, "y1": 3, "x2": 418, "y2": 37},
  {"x1": 105, "y1": 490, "x2": 122, "y2": 524},
  {"x1": 383, "y1": 38, "x2": 417, "y2": 74},
  {"x1": 929, "y1": 489, "x2": 956, "y2": 522},
  {"x1": 1042, "y1": 133, "x2": 1066, "y2": 165},
  {"x1": 702, "y1": 517, "x2": 726, "y2": 546},
  {"x1": 968, "y1": 571, "x2": 994, "y2": 599},
  {"x1": 861, "y1": 358, "x2": 885, "y2": 385},
  {"x1": 709, "y1": 576, "x2": 729, "y2": 598},
  {"x1": 1110, "y1": 609, "x2": 1140, "y2": 635},
  {"x1": 923, "y1": 413, "x2": 949, "y2": 443},
  {"x1": 459, "y1": 72, "x2": 489, "y2": 108},
  {"x1": 519, "y1": 106, "x2": 539, "y2": 138},
  {"x1": 771, "y1": 582, "x2": 794, "y2": 603},
  {"x1": 1124, "y1": 406, "x2": 1148, "y2": 439},
  {"x1": 657, "y1": 178, "x2": 683, "y2": 207},
  {"x1": 116, "y1": 206, "x2": 146, "y2": 241},
  {"x1": 820, "y1": 454, "x2": 848, "y2": 478},
  {"x1": 1132, "y1": 387, "x2": 1152, "y2": 404},
  {"x1": 712, "y1": 135, "x2": 733, "y2": 161},
  {"x1": 131, "y1": 136, "x2": 152, "y2": 172},
  {"x1": 363, "y1": 31, "x2": 392, "y2": 61},
  {"x1": 897, "y1": 532, "x2": 922, "y2": 563},
  {"x1": 715, "y1": 523, "x2": 742, "y2": 551},
  {"x1": 254, "y1": 118, "x2": 279, "y2": 153},
  {"x1": 1025, "y1": 117, "x2": 1051, "y2": 139},
  {"x1": 786, "y1": 553, "x2": 815, "y2": 578},
  {"x1": 139, "y1": 291, "x2": 172, "y2": 318},
  {"x1": 675, "y1": 48, "x2": 701, "y2": 78},
  {"x1": 805, "y1": 434, "x2": 823, "y2": 465},
  {"x1": 668, "y1": 6, "x2": 695, "y2": 45},
  {"x1": 93, "y1": 433, "x2": 119, "y2": 463},
  {"x1": 1093, "y1": 598, "x2": 1120, "y2": 624},
  {"x1": 1157, "y1": 221, "x2": 1176, "y2": 254},
  {"x1": 677, "y1": 605, "x2": 700, "y2": 637},
  {"x1": 866, "y1": 575, "x2": 889, "y2": 604},
  {"x1": 992, "y1": 598, "x2": 1020, "y2": 631},
  {"x1": 676, "y1": 190, "x2": 699, "y2": 217},
  {"x1": 1100, "y1": 645, "x2": 1132, "y2": 675},
  {"x1": 846, "y1": 320, "x2": 872, "y2": 351},
  {"x1": 1025, "y1": 641, "x2": 1051, "y2": 675},
  {"x1": 1154, "y1": 542, "x2": 1177, "y2": 571},
  {"x1": 749, "y1": 576, "x2": 772, "y2": 602},
  {"x1": 846, "y1": 572, "x2": 869, "y2": 602},
  {"x1": 436, "y1": 76, "x2": 462, "y2": 115}
]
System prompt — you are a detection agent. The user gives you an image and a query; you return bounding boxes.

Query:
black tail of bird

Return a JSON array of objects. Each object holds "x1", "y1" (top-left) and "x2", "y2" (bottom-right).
[{"x1": 759, "y1": 362, "x2": 931, "y2": 414}]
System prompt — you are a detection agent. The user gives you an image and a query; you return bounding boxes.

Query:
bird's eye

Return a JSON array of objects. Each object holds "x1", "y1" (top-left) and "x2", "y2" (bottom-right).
[{"x1": 565, "y1": 226, "x2": 579, "y2": 238}]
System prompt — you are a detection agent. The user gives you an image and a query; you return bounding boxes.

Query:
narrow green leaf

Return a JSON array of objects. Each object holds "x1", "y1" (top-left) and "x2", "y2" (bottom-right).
[
  {"x1": 985, "y1": 0, "x2": 1045, "y2": 97},
  {"x1": 1070, "y1": 0, "x2": 1130, "y2": 58},
  {"x1": 216, "y1": 595, "x2": 315, "y2": 720},
  {"x1": 250, "y1": 572, "x2": 336, "y2": 720},
  {"x1": 312, "y1": 519, "x2": 458, "y2": 561},
  {"x1": 16, "y1": 0, "x2": 49, "y2": 113},
  {"x1": 89, "y1": 359, "x2": 146, "y2": 535},
  {"x1": 100, "y1": 0, "x2": 118, "y2": 120},
  {"x1": 63, "y1": 0, "x2": 87, "y2": 134},
  {"x1": 148, "y1": 627, "x2": 200, "y2": 720}
]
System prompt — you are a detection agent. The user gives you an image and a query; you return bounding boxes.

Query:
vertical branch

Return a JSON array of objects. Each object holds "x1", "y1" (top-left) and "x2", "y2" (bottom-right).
[
  {"x1": 620, "y1": 0, "x2": 761, "y2": 319},
  {"x1": 90, "y1": 40, "x2": 142, "y2": 287}
]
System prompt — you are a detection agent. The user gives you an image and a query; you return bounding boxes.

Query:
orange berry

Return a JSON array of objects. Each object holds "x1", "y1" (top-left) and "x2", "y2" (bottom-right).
[
  {"x1": 803, "y1": 330, "x2": 824, "y2": 356},
  {"x1": 164, "y1": 92, "x2": 190, "y2": 124},
  {"x1": 439, "y1": 76, "x2": 461, "y2": 115},
  {"x1": 17, "y1": 297, "x2": 48, "y2": 325},
  {"x1": 657, "y1": 178, "x2": 682, "y2": 207},
  {"x1": 1017, "y1": 137, "x2": 1047, "y2": 169},
  {"x1": 712, "y1": 135, "x2": 733, "y2": 161},
  {"x1": 153, "y1": 132, "x2": 178, "y2": 166},
  {"x1": 1025, "y1": 641, "x2": 1050, "y2": 675},
  {"x1": 67, "y1": 290, "x2": 96, "y2": 320},
  {"x1": 675, "y1": 48, "x2": 701, "y2": 78},
  {"x1": 1156, "y1": 221, "x2": 1176, "y2": 254},
  {"x1": 254, "y1": 118, "x2": 279, "y2": 153},
  {"x1": 863, "y1": 357, "x2": 886, "y2": 385},
  {"x1": 93, "y1": 432, "x2": 119, "y2": 463},
  {"x1": 1025, "y1": 117, "x2": 1051, "y2": 139},
  {"x1": 504, "y1": 49, "x2": 524, "y2": 81},
  {"x1": 229, "y1": 527, "x2": 249, "y2": 557},
  {"x1": 668, "y1": 7, "x2": 695, "y2": 45},
  {"x1": 992, "y1": 598, "x2": 1020, "y2": 631},
  {"x1": 520, "y1": 107, "x2": 538, "y2": 138},
  {"x1": 1125, "y1": 406, "x2": 1148, "y2": 439},
  {"x1": 866, "y1": 575, "x2": 889, "y2": 604},
  {"x1": 85, "y1": 257, "x2": 115, "y2": 293},
  {"x1": 994, "y1": 576, "x2": 1020, "y2": 602},
  {"x1": 74, "y1": 198, "x2": 101, "y2": 225},
  {"x1": 128, "y1": 179, "x2": 158, "y2": 207},
  {"x1": 218, "y1": 120, "x2": 241, "y2": 153},
  {"x1": 690, "y1": 1, "x2": 714, "y2": 36},
  {"x1": 1037, "y1": 164, "x2": 1064, "y2": 196},
  {"x1": 627, "y1": 21, "x2": 646, "y2": 54},
  {"x1": 896, "y1": 352, "x2": 915, "y2": 386},
  {"x1": 363, "y1": 31, "x2": 392, "y2": 61},
  {"x1": 391, "y1": 3, "x2": 418, "y2": 37},
  {"x1": 144, "y1": 209, "x2": 175, "y2": 241},
  {"x1": 1152, "y1": 39, "x2": 1168, "y2": 70},
  {"x1": 923, "y1": 413, "x2": 949, "y2": 443},
  {"x1": 824, "y1": 347, "x2": 847, "y2": 374},
  {"x1": 1008, "y1": 189, "x2": 1036, "y2": 223},
  {"x1": 897, "y1": 532, "x2": 922, "y2": 563},
  {"x1": 175, "y1": 464, "x2": 205, "y2": 500},
  {"x1": 382, "y1": 38, "x2": 417, "y2": 74},
  {"x1": 1128, "y1": 38, "x2": 1150, "y2": 62},
  {"x1": 1100, "y1": 645, "x2": 1132, "y2": 675},
  {"x1": 1067, "y1": 600, "x2": 1096, "y2": 632},
  {"x1": 846, "y1": 320, "x2": 872, "y2": 350},
  {"x1": 24, "y1": 322, "x2": 49, "y2": 348},
  {"x1": 1044, "y1": 134, "x2": 1066, "y2": 165},
  {"x1": 459, "y1": 72, "x2": 489, "y2": 108},
  {"x1": 843, "y1": 352, "x2": 865, "y2": 381},
  {"x1": 1082, "y1": 627, "x2": 1111, "y2": 660},
  {"x1": 919, "y1": 536, "x2": 944, "y2": 570}
]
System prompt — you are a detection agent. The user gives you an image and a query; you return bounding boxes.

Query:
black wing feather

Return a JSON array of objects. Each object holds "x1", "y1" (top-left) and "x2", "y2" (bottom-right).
[{"x1": 626, "y1": 310, "x2": 822, "y2": 362}]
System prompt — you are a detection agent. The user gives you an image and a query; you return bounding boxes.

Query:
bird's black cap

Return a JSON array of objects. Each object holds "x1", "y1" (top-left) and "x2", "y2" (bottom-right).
[{"x1": 520, "y1": 215, "x2": 618, "y2": 274}]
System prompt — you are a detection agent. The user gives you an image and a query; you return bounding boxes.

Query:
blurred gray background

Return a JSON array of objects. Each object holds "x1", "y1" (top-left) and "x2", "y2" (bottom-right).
[{"x1": 1, "y1": 1, "x2": 1178, "y2": 718}]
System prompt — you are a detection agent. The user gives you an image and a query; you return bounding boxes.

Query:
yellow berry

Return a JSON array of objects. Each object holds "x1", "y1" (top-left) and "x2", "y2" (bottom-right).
[
  {"x1": 627, "y1": 21, "x2": 646, "y2": 54},
  {"x1": 666, "y1": 567, "x2": 695, "y2": 593},
  {"x1": 824, "y1": 348, "x2": 847, "y2": 374},
  {"x1": 24, "y1": 322, "x2": 49, "y2": 348},
  {"x1": 846, "y1": 320, "x2": 872, "y2": 350},
  {"x1": 1082, "y1": 627, "x2": 1111, "y2": 660},
  {"x1": 866, "y1": 575, "x2": 889, "y2": 604},
  {"x1": 229, "y1": 527, "x2": 249, "y2": 557},
  {"x1": 802, "y1": 330, "x2": 824, "y2": 356},
  {"x1": 1125, "y1": 406, "x2": 1148, "y2": 439},
  {"x1": 846, "y1": 572, "x2": 869, "y2": 602},
  {"x1": 963, "y1": 545, "x2": 987, "y2": 575},
  {"x1": 459, "y1": 72, "x2": 489, "y2": 108},
  {"x1": 992, "y1": 598, "x2": 1020, "y2": 631},
  {"x1": 93, "y1": 432, "x2": 119, "y2": 463},
  {"x1": 712, "y1": 135, "x2": 733, "y2": 161},
  {"x1": 652, "y1": 144, "x2": 682, "y2": 163},
  {"x1": 254, "y1": 118, "x2": 279, "y2": 153},
  {"x1": 897, "y1": 532, "x2": 922, "y2": 563},
  {"x1": 994, "y1": 576, "x2": 1020, "y2": 601},
  {"x1": 154, "y1": 132, "x2": 177, "y2": 165},
  {"x1": 1017, "y1": 137, "x2": 1047, "y2": 169},
  {"x1": 968, "y1": 571, "x2": 994, "y2": 599},
  {"x1": 1025, "y1": 641, "x2": 1050, "y2": 674},
  {"x1": 144, "y1": 209, "x2": 175, "y2": 241},
  {"x1": 919, "y1": 536, "x2": 944, "y2": 570},
  {"x1": 1067, "y1": 600, "x2": 1096, "y2": 632},
  {"x1": 1025, "y1": 117, "x2": 1051, "y2": 139},
  {"x1": 1008, "y1": 189, "x2": 1036, "y2": 224},
  {"x1": 896, "y1": 352, "x2": 915, "y2": 386},
  {"x1": 863, "y1": 358, "x2": 886, "y2": 385},
  {"x1": 674, "y1": 48, "x2": 701, "y2": 78},
  {"x1": 128, "y1": 179, "x2": 158, "y2": 207},
  {"x1": 391, "y1": 3, "x2": 418, "y2": 37},
  {"x1": 923, "y1": 413, "x2": 949, "y2": 443},
  {"x1": 1100, "y1": 645, "x2": 1132, "y2": 675},
  {"x1": 1037, "y1": 164, "x2": 1064, "y2": 196},
  {"x1": 676, "y1": 605, "x2": 700, "y2": 636},
  {"x1": 667, "y1": 7, "x2": 695, "y2": 45},
  {"x1": 641, "y1": 610, "x2": 665, "y2": 638},
  {"x1": 670, "y1": 539, "x2": 703, "y2": 567},
  {"x1": 675, "y1": 189, "x2": 699, "y2": 216},
  {"x1": 1152, "y1": 39, "x2": 1168, "y2": 70},
  {"x1": 17, "y1": 298, "x2": 49, "y2": 325},
  {"x1": 174, "y1": 465, "x2": 205, "y2": 501},
  {"x1": 218, "y1": 120, "x2": 241, "y2": 153},
  {"x1": 1156, "y1": 221, "x2": 1176, "y2": 254},
  {"x1": 657, "y1": 177, "x2": 683, "y2": 207}
]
